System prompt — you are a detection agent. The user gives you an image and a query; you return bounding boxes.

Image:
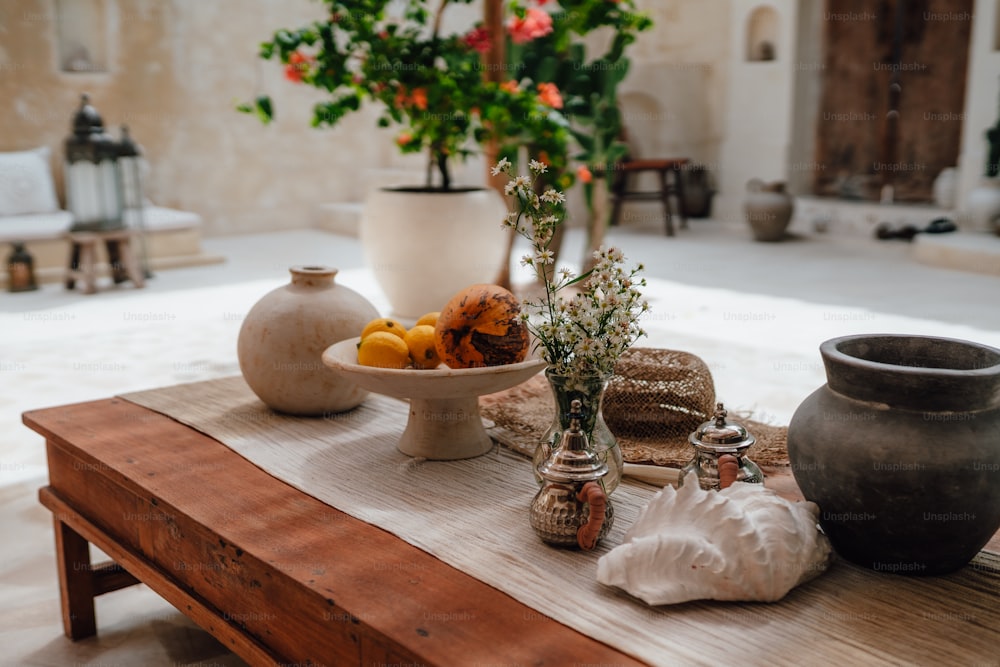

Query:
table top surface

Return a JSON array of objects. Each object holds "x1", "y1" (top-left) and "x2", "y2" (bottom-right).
[{"x1": 24, "y1": 395, "x2": 1000, "y2": 667}]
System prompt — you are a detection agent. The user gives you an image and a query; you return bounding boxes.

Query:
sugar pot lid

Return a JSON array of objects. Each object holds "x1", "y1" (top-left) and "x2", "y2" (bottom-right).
[{"x1": 690, "y1": 403, "x2": 755, "y2": 452}]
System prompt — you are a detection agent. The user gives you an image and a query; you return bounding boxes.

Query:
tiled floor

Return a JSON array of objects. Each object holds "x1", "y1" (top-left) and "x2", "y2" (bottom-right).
[{"x1": 1, "y1": 221, "x2": 998, "y2": 665}]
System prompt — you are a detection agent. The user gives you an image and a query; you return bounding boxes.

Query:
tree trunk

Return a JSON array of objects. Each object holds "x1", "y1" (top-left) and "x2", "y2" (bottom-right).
[
  {"x1": 483, "y1": 0, "x2": 514, "y2": 289},
  {"x1": 582, "y1": 177, "x2": 610, "y2": 274}
]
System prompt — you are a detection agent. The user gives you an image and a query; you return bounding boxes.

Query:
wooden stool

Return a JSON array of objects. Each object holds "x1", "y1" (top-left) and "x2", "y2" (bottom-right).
[
  {"x1": 609, "y1": 158, "x2": 690, "y2": 236},
  {"x1": 65, "y1": 229, "x2": 146, "y2": 294}
]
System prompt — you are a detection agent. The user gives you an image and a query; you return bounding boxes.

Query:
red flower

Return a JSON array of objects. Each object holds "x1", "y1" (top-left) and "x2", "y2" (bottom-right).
[
  {"x1": 536, "y1": 82, "x2": 563, "y2": 109},
  {"x1": 284, "y1": 51, "x2": 313, "y2": 83},
  {"x1": 500, "y1": 79, "x2": 520, "y2": 93},
  {"x1": 463, "y1": 26, "x2": 492, "y2": 54},
  {"x1": 394, "y1": 86, "x2": 429, "y2": 111},
  {"x1": 576, "y1": 165, "x2": 593, "y2": 184},
  {"x1": 410, "y1": 87, "x2": 428, "y2": 111},
  {"x1": 394, "y1": 86, "x2": 408, "y2": 108},
  {"x1": 508, "y1": 7, "x2": 553, "y2": 44}
]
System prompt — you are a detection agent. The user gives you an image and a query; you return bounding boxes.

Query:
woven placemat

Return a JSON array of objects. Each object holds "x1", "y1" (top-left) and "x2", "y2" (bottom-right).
[{"x1": 481, "y1": 348, "x2": 789, "y2": 468}]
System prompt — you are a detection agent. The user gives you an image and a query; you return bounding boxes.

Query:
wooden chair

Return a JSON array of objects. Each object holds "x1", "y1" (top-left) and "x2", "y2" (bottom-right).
[{"x1": 609, "y1": 157, "x2": 690, "y2": 236}]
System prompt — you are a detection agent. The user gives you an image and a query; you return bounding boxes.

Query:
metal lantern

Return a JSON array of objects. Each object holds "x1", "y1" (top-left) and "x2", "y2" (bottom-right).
[
  {"x1": 64, "y1": 94, "x2": 125, "y2": 232},
  {"x1": 117, "y1": 124, "x2": 152, "y2": 277},
  {"x1": 6, "y1": 242, "x2": 38, "y2": 292}
]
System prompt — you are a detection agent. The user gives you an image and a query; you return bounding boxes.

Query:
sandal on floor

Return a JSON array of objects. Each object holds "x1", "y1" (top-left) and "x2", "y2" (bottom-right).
[{"x1": 923, "y1": 217, "x2": 957, "y2": 234}]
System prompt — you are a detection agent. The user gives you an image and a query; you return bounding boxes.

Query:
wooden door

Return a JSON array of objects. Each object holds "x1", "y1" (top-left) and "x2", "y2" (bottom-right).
[{"x1": 814, "y1": 0, "x2": 973, "y2": 202}]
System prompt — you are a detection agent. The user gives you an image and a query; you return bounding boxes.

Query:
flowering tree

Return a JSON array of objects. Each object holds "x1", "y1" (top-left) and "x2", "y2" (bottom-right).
[
  {"x1": 487, "y1": 0, "x2": 652, "y2": 279},
  {"x1": 240, "y1": 0, "x2": 571, "y2": 191}
]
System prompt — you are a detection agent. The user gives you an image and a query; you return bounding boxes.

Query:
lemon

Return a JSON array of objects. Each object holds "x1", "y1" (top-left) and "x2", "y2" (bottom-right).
[
  {"x1": 360, "y1": 317, "x2": 406, "y2": 341},
  {"x1": 415, "y1": 311, "x2": 440, "y2": 328},
  {"x1": 405, "y1": 325, "x2": 441, "y2": 369},
  {"x1": 357, "y1": 331, "x2": 410, "y2": 369}
]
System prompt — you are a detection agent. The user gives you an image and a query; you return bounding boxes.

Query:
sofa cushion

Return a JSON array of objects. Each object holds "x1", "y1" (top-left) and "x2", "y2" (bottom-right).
[
  {"x1": 124, "y1": 205, "x2": 202, "y2": 231},
  {"x1": 0, "y1": 211, "x2": 74, "y2": 242},
  {"x1": 0, "y1": 147, "x2": 60, "y2": 216}
]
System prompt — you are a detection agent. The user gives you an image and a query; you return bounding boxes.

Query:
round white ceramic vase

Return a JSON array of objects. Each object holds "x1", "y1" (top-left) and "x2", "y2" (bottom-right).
[{"x1": 237, "y1": 266, "x2": 380, "y2": 416}]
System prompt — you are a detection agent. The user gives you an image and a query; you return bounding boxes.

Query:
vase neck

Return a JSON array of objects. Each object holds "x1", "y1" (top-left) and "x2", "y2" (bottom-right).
[
  {"x1": 289, "y1": 266, "x2": 338, "y2": 288},
  {"x1": 546, "y1": 369, "x2": 610, "y2": 432}
]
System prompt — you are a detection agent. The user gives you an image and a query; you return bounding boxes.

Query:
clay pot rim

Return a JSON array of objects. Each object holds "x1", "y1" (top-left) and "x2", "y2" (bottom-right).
[{"x1": 821, "y1": 333, "x2": 1000, "y2": 378}]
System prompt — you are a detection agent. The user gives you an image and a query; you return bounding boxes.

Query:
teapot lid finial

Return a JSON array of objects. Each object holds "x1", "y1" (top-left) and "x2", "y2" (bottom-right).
[{"x1": 713, "y1": 402, "x2": 728, "y2": 427}]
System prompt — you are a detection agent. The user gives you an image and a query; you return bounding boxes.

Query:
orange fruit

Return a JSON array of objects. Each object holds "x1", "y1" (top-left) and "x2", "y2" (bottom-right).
[
  {"x1": 360, "y1": 317, "x2": 406, "y2": 341},
  {"x1": 405, "y1": 325, "x2": 441, "y2": 369},
  {"x1": 357, "y1": 331, "x2": 410, "y2": 369},
  {"x1": 415, "y1": 311, "x2": 440, "y2": 328}
]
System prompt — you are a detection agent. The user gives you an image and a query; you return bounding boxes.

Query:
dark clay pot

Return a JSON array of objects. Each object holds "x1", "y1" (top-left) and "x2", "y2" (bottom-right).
[{"x1": 787, "y1": 334, "x2": 1000, "y2": 575}]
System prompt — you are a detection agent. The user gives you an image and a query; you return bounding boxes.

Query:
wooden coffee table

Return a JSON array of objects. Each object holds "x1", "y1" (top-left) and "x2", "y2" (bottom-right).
[
  {"x1": 27, "y1": 397, "x2": 644, "y2": 666},
  {"x1": 25, "y1": 396, "x2": 1000, "y2": 666}
]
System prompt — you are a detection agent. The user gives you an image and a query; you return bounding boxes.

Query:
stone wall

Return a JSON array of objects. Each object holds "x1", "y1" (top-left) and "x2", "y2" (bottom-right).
[
  {"x1": 2, "y1": 0, "x2": 992, "y2": 236},
  {"x1": 0, "y1": 0, "x2": 391, "y2": 236}
]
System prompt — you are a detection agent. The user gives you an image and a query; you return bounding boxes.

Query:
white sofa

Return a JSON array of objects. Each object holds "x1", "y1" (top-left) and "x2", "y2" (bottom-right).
[{"x1": 0, "y1": 147, "x2": 218, "y2": 286}]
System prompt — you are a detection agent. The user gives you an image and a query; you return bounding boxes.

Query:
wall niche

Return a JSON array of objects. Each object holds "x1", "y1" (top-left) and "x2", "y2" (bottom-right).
[
  {"x1": 55, "y1": 0, "x2": 108, "y2": 73},
  {"x1": 746, "y1": 5, "x2": 779, "y2": 62}
]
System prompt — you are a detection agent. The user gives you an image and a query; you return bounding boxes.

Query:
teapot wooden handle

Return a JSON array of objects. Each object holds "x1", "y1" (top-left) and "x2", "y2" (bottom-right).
[
  {"x1": 718, "y1": 454, "x2": 739, "y2": 490},
  {"x1": 576, "y1": 482, "x2": 606, "y2": 551}
]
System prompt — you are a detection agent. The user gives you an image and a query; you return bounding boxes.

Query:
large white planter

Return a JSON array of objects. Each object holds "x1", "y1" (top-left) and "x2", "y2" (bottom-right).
[
  {"x1": 360, "y1": 187, "x2": 507, "y2": 319},
  {"x1": 964, "y1": 178, "x2": 1000, "y2": 234}
]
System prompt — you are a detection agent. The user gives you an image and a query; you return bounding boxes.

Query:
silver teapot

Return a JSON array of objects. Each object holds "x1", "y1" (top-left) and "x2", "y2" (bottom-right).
[
  {"x1": 529, "y1": 400, "x2": 614, "y2": 550},
  {"x1": 681, "y1": 402, "x2": 764, "y2": 491}
]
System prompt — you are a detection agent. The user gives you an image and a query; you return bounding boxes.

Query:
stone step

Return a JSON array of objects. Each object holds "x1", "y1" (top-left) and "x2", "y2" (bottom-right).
[
  {"x1": 791, "y1": 195, "x2": 956, "y2": 238},
  {"x1": 314, "y1": 202, "x2": 364, "y2": 238},
  {"x1": 912, "y1": 231, "x2": 1000, "y2": 277}
]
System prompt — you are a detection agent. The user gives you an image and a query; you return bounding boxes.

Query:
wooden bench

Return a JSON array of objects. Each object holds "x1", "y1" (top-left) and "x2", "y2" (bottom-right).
[
  {"x1": 64, "y1": 229, "x2": 146, "y2": 294},
  {"x1": 0, "y1": 205, "x2": 216, "y2": 289}
]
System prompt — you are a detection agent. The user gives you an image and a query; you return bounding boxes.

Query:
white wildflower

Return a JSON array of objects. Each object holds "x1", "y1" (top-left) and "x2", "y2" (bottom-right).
[
  {"x1": 540, "y1": 188, "x2": 566, "y2": 204},
  {"x1": 535, "y1": 249, "x2": 555, "y2": 265},
  {"x1": 491, "y1": 157, "x2": 511, "y2": 176},
  {"x1": 500, "y1": 155, "x2": 650, "y2": 385}
]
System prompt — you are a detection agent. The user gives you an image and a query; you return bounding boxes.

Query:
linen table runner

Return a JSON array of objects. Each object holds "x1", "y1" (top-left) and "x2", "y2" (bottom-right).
[{"x1": 122, "y1": 376, "x2": 1000, "y2": 667}]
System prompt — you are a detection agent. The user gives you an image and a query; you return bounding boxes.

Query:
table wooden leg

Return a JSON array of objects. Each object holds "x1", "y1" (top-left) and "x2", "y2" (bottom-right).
[
  {"x1": 53, "y1": 517, "x2": 97, "y2": 640},
  {"x1": 79, "y1": 242, "x2": 97, "y2": 295},
  {"x1": 105, "y1": 239, "x2": 127, "y2": 284},
  {"x1": 672, "y1": 164, "x2": 689, "y2": 230},
  {"x1": 65, "y1": 242, "x2": 80, "y2": 290},
  {"x1": 659, "y1": 169, "x2": 675, "y2": 236}
]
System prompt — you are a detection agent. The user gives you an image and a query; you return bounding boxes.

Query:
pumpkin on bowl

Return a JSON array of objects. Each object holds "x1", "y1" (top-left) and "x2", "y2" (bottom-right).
[{"x1": 434, "y1": 284, "x2": 529, "y2": 369}]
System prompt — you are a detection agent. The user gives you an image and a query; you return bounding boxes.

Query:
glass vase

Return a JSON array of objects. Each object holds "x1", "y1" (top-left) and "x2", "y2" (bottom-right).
[{"x1": 533, "y1": 368, "x2": 623, "y2": 495}]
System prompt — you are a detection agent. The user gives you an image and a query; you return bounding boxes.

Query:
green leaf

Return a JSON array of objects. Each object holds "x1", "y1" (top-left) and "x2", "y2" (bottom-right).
[
  {"x1": 535, "y1": 55, "x2": 559, "y2": 83},
  {"x1": 254, "y1": 96, "x2": 273, "y2": 123}
]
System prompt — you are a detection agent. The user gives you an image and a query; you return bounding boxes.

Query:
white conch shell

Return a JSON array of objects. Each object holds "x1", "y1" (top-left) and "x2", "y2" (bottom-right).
[{"x1": 596, "y1": 472, "x2": 832, "y2": 604}]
